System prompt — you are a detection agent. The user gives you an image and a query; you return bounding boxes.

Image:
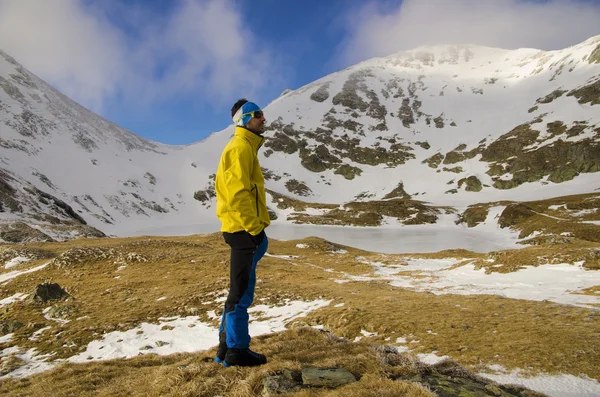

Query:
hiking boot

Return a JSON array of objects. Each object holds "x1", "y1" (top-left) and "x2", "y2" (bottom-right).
[
  {"x1": 223, "y1": 348, "x2": 267, "y2": 367},
  {"x1": 215, "y1": 342, "x2": 227, "y2": 364}
]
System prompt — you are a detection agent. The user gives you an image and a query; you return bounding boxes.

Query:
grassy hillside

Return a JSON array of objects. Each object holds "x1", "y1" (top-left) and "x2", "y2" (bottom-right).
[{"x1": 1, "y1": 230, "x2": 599, "y2": 395}]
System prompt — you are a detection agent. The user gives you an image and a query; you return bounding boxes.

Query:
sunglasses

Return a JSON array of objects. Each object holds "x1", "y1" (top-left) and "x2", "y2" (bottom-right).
[{"x1": 242, "y1": 110, "x2": 264, "y2": 119}]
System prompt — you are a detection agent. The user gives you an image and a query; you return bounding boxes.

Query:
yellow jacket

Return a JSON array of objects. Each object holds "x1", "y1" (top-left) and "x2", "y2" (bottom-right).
[{"x1": 215, "y1": 127, "x2": 270, "y2": 235}]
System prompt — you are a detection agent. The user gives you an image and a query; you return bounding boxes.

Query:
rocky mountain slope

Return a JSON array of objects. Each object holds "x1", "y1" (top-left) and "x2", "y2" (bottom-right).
[{"x1": 1, "y1": 36, "x2": 600, "y2": 241}]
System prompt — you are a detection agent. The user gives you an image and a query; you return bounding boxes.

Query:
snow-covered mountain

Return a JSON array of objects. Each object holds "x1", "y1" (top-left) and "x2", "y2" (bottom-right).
[{"x1": 1, "y1": 36, "x2": 600, "y2": 241}]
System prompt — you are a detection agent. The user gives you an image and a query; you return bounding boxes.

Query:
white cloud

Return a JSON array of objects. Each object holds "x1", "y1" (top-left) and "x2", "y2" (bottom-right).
[
  {"x1": 0, "y1": 0, "x2": 275, "y2": 112},
  {"x1": 339, "y1": 0, "x2": 600, "y2": 65},
  {"x1": 0, "y1": 0, "x2": 125, "y2": 111}
]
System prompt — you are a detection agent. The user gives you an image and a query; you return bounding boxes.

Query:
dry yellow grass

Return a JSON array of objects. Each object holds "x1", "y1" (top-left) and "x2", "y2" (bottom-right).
[
  {"x1": 0, "y1": 232, "x2": 599, "y2": 396},
  {"x1": 0, "y1": 327, "x2": 548, "y2": 397}
]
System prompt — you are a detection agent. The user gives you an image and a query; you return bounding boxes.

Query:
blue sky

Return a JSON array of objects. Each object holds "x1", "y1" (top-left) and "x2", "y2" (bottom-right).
[
  {"x1": 98, "y1": 0, "x2": 373, "y2": 145},
  {"x1": 1, "y1": 0, "x2": 599, "y2": 145}
]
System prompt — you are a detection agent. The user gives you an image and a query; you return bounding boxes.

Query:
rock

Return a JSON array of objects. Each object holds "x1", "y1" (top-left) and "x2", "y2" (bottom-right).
[
  {"x1": 334, "y1": 164, "x2": 363, "y2": 180},
  {"x1": 310, "y1": 83, "x2": 330, "y2": 103},
  {"x1": 0, "y1": 222, "x2": 54, "y2": 243},
  {"x1": 281, "y1": 369, "x2": 302, "y2": 382},
  {"x1": 456, "y1": 206, "x2": 489, "y2": 227},
  {"x1": 458, "y1": 176, "x2": 483, "y2": 192},
  {"x1": 262, "y1": 375, "x2": 301, "y2": 395},
  {"x1": 498, "y1": 204, "x2": 536, "y2": 228},
  {"x1": 301, "y1": 367, "x2": 357, "y2": 388},
  {"x1": 46, "y1": 304, "x2": 76, "y2": 320},
  {"x1": 383, "y1": 182, "x2": 411, "y2": 199},
  {"x1": 32, "y1": 282, "x2": 70, "y2": 303},
  {"x1": 285, "y1": 179, "x2": 312, "y2": 196},
  {"x1": 0, "y1": 320, "x2": 24, "y2": 335},
  {"x1": 422, "y1": 152, "x2": 444, "y2": 168}
]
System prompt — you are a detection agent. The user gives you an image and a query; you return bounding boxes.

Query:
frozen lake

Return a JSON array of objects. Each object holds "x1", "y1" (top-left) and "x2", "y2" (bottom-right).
[{"x1": 119, "y1": 219, "x2": 520, "y2": 254}]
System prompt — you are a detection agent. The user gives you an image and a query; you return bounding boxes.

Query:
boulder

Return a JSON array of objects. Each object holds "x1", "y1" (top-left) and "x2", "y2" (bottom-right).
[
  {"x1": 31, "y1": 282, "x2": 69, "y2": 303},
  {"x1": 301, "y1": 367, "x2": 357, "y2": 388},
  {"x1": 262, "y1": 375, "x2": 301, "y2": 395}
]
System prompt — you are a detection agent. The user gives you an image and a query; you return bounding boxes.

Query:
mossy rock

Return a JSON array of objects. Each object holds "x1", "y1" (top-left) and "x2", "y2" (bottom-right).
[
  {"x1": 481, "y1": 123, "x2": 540, "y2": 163},
  {"x1": 443, "y1": 144, "x2": 478, "y2": 165},
  {"x1": 274, "y1": 122, "x2": 413, "y2": 171},
  {"x1": 370, "y1": 122, "x2": 388, "y2": 131},
  {"x1": 398, "y1": 98, "x2": 415, "y2": 127},
  {"x1": 262, "y1": 168, "x2": 281, "y2": 182},
  {"x1": 588, "y1": 44, "x2": 600, "y2": 64},
  {"x1": 193, "y1": 190, "x2": 210, "y2": 203},
  {"x1": 267, "y1": 189, "x2": 329, "y2": 212},
  {"x1": 331, "y1": 71, "x2": 371, "y2": 112},
  {"x1": 315, "y1": 145, "x2": 342, "y2": 164},
  {"x1": 291, "y1": 209, "x2": 383, "y2": 227},
  {"x1": 404, "y1": 212, "x2": 438, "y2": 225},
  {"x1": 322, "y1": 113, "x2": 343, "y2": 130},
  {"x1": 0, "y1": 320, "x2": 24, "y2": 335},
  {"x1": 31, "y1": 282, "x2": 70, "y2": 303},
  {"x1": 193, "y1": 186, "x2": 215, "y2": 203},
  {"x1": 334, "y1": 164, "x2": 363, "y2": 180},
  {"x1": 264, "y1": 132, "x2": 299, "y2": 154},
  {"x1": 457, "y1": 206, "x2": 489, "y2": 227},
  {"x1": 536, "y1": 89, "x2": 567, "y2": 104},
  {"x1": 528, "y1": 105, "x2": 539, "y2": 113},
  {"x1": 0, "y1": 170, "x2": 22, "y2": 213},
  {"x1": 443, "y1": 150, "x2": 465, "y2": 165},
  {"x1": 488, "y1": 138, "x2": 600, "y2": 189},
  {"x1": 289, "y1": 198, "x2": 439, "y2": 227},
  {"x1": 267, "y1": 208, "x2": 278, "y2": 221},
  {"x1": 493, "y1": 179, "x2": 520, "y2": 190},
  {"x1": 547, "y1": 164, "x2": 579, "y2": 183},
  {"x1": 331, "y1": 135, "x2": 357, "y2": 151},
  {"x1": 344, "y1": 199, "x2": 439, "y2": 225},
  {"x1": 0, "y1": 76, "x2": 25, "y2": 103},
  {"x1": 0, "y1": 222, "x2": 54, "y2": 243},
  {"x1": 566, "y1": 123, "x2": 587, "y2": 138},
  {"x1": 416, "y1": 141, "x2": 430, "y2": 150},
  {"x1": 310, "y1": 82, "x2": 331, "y2": 102},
  {"x1": 366, "y1": 94, "x2": 387, "y2": 122},
  {"x1": 498, "y1": 204, "x2": 536, "y2": 228},
  {"x1": 546, "y1": 121, "x2": 566, "y2": 137},
  {"x1": 567, "y1": 79, "x2": 600, "y2": 105},
  {"x1": 434, "y1": 115, "x2": 445, "y2": 128},
  {"x1": 423, "y1": 153, "x2": 444, "y2": 168},
  {"x1": 342, "y1": 119, "x2": 363, "y2": 133},
  {"x1": 346, "y1": 145, "x2": 414, "y2": 167},
  {"x1": 285, "y1": 179, "x2": 312, "y2": 197},
  {"x1": 383, "y1": 182, "x2": 411, "y2": 199},
  {"x1": 300, "y1": 153, "x2": 330, "y2": 173},
  {"x1": 458, "y1": 176, "x2": 483, "y2": 192},
  {"x1": 443, "y1": 166, "x2": 464, "y2": 174},
  {"x1": 46, "y1": 304, "x2": 77, "y2": 320}
]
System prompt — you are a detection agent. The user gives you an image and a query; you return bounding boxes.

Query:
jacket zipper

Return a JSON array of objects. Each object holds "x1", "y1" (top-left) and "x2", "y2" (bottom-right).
[{"x1": 252, "y1": 184, "x2": 259, "y2": 216}]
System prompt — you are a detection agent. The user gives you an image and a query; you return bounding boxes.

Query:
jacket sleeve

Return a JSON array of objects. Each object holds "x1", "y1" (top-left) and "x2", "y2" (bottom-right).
[{"x1": 222, "y1": 146, "x2": 263, "y2": 235}]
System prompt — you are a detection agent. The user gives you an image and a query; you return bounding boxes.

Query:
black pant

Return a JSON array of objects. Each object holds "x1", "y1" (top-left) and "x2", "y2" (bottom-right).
[{"x1": 218, "y1": 230, "x2": 267, "y2": 348}]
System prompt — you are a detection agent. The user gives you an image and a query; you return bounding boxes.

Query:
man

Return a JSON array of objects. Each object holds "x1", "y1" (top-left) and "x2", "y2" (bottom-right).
[{"x1": 214, "y1": 99, "x2": 270, "y2": 367}]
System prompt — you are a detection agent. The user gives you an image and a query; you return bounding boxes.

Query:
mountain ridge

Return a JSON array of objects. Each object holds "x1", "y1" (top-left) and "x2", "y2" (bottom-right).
[{"x1": 1, "y1": 36, "x2": 600, "y2": 241}]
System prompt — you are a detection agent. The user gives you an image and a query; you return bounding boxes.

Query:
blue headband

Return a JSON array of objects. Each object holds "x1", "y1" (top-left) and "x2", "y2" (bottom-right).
[{"x1": 232, "y1": 102, "x2": 261, "y2": 127}]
